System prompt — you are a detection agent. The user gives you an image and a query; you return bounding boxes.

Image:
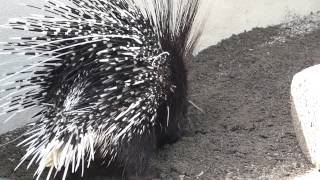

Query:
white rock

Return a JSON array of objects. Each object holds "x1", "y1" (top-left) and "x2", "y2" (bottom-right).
[{"x1": 291, "y1": 64, "x2": 320, "y2": 168}]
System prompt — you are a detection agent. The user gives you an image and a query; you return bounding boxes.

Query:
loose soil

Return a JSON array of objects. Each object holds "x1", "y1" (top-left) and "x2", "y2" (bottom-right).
[{"x1": 1, "y1": 17, "x2": 320, "y2": 179}]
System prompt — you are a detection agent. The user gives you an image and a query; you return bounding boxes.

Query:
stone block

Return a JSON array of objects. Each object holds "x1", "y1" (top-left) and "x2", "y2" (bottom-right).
[{"x1": 291, "y1": 64, "x2": 320, "y2": 168}]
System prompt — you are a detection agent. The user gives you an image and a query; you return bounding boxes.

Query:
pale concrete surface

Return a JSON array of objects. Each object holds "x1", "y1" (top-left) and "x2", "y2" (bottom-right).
[
  {"x1": 0, "y1": 0, "x2": 320, "y2": 134},
  {"x1": 2, "y1": 0, "x2": 320, "y2": 54},
  {"x1": 294, "y1": 169, "x2": 320, "y2": 180},
  {"x1": 291, "y1": 65, "x2": 320, "y2": 168},
  {"x1": 198, "y1": 0, "x2": 320, "y2": 53}
]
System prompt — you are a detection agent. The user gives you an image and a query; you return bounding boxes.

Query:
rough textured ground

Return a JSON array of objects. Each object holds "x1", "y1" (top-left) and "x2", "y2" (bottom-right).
[
  {"x1": 1, "y1": 15, "x2": 320, "y2": 179},
  {"x1": 149, "y1": 25, "x2": 318, "y2": 180}
]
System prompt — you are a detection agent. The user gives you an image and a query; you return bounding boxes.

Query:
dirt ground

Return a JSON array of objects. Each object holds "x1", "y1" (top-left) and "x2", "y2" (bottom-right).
[{"x1": 1, "y1": 14, "x2": 320, "y2": 180}]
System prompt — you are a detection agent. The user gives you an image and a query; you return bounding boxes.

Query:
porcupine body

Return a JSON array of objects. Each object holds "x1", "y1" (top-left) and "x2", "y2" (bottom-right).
[{"x1": 0, "y1": 0, "x2": 203, "y2": 179}]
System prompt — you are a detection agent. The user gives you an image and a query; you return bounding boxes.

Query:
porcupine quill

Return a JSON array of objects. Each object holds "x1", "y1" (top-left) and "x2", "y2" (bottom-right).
[{"x1": 0, "y1": 0, "x2": 206, "y2": 179}]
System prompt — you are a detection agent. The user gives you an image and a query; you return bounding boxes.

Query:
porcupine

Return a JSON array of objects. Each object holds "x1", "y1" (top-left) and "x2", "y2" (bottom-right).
[{"x1": 0, "y1": 0, "x2": 204, "y2": 179}]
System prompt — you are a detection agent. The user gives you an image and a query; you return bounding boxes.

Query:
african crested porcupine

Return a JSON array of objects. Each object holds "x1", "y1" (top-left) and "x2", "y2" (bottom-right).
[{"x1": 0, "y1": 0, "x2": 204, "y2": 179}]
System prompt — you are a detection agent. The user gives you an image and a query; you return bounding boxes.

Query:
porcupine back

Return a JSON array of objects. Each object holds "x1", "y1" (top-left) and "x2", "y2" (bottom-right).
[{"x1": 0, "y1": 0, "x2": 204, "y2": 179}]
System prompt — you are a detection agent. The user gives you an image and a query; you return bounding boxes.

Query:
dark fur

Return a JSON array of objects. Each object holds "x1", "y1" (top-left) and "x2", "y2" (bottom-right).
[{"x1": 1, "y1": 0, "x2": 203, "y2": 179}]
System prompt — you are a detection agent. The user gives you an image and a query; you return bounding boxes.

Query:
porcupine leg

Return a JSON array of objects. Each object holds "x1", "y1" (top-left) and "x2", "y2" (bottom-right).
[{"x1": 64, "y1": 131, "x2": 156, "y2": 180}]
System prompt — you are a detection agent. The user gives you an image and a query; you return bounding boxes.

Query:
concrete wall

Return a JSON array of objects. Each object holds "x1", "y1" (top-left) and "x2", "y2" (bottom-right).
[
  {"x1": 0, "y1": 0, "x2": 320, "y2": 134},
  {"x1": 197, "y1": 0, "x2": 320, "y2": 52}
]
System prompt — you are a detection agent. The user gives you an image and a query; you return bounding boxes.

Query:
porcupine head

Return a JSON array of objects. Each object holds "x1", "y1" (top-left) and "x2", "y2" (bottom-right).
[{"x1": 0, "y1": 0, "x2": 206, "y2": 179}]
